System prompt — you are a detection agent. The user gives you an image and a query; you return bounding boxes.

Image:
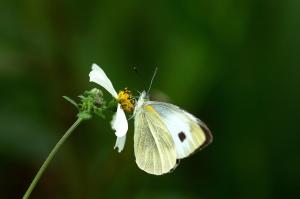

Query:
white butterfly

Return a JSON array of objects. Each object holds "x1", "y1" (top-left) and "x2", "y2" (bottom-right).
[
  {"x1": 89, "y1": 64, "x2": 213, "y2": 175},
  {"x1": 133, "y1": 91, "x2": 213, "y2": 175}
]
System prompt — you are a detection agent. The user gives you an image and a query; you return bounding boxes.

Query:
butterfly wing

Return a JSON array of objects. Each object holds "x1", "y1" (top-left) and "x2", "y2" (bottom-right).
[
  {"x1": 147, "y1": 101, "x2": 213, "y2": 159},
  {"x1": 134, "y1": 105, "x2": 177, "y2": 175}
]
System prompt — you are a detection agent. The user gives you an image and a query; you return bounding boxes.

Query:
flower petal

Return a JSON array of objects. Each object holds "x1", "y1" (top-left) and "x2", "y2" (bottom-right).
[
  {"x1": 114, "y1": 135, "x2": 126, "y2": 153},
  {"x1": 111, "y1": 104, "x2": 128, "y2": 137},
  {"x1": 89, "y1": 63, "x2": 118, "y2": 98}
]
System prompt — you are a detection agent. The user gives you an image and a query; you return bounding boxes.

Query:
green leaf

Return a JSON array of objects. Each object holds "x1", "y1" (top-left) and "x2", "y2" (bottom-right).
[
  {"x1": 77, "y1": 112, "x2": 92, "y2": 120},
  {"x1": 63, "y1": 96, "x2": 78, "y2": 108}
]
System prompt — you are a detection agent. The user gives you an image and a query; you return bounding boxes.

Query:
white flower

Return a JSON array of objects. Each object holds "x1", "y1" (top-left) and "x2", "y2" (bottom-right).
[{"x1": 89, "y1": 63, "x2": 128, "y2": 152}]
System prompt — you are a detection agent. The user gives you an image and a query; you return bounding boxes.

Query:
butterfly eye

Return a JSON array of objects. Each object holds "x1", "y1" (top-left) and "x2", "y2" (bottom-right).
[
  {"x1": 178, "y1": 132, "x2": 186, "y2": 142},
  {"x1": 117, "y1": 88, "x2": 135, "y2": 113}
]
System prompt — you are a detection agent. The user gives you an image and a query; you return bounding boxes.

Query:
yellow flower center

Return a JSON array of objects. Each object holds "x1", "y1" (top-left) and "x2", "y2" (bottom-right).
[{"x1": 117, "y1": 88, "x2": 135, "y2": 113}]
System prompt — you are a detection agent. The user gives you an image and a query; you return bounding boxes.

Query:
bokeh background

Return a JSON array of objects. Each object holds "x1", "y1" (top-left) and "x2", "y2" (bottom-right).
[{"x1": 1, "y1": 0, "x2": 300, "y2": 198}]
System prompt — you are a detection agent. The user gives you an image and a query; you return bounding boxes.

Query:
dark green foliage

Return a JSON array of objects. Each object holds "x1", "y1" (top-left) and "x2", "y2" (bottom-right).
[{"x1": 0, "y1": 0, "x2": 300, "y2": 198}]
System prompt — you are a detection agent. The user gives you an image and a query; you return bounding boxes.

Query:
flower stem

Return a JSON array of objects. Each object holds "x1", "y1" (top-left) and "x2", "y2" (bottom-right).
[{"x1": 22, "y1": 117, "x2": 83, "y2": 199}]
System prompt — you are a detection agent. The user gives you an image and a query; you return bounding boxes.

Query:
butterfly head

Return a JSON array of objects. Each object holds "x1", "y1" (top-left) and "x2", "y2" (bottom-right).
[
  {"x1": 133, "y1": 67, "x2": 157, "y2": 115},
  {"x1": 133, "y1": 91, "x2": 148, "y2": 114}
]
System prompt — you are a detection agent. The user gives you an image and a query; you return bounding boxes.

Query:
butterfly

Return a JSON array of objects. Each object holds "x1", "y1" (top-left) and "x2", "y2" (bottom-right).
[
  {"x1": 89, "y1": 64, "x2": 213, "y2": 175},
  {"x1": 133, "y1": 90, "x2": 213, "y2": 175}
]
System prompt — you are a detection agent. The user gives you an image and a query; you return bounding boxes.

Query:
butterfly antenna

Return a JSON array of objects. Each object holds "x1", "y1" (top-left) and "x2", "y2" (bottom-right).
[{"x1": 147, "y1": 67, "x2": 158, "y2": 94}]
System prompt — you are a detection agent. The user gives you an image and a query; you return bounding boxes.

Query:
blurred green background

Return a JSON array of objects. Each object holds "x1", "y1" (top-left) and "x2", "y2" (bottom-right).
[{"x1": 1, "y1": 0, "x2": 300, "y2": 198}]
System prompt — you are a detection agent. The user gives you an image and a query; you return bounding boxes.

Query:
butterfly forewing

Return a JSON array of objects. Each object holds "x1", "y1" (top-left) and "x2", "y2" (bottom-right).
[
  {"x1": 134, "y1": 105, "x2": 177, "y2": 175},
  {"x1": 147, "y1": 102, "x2": 213, "y2": 159}
]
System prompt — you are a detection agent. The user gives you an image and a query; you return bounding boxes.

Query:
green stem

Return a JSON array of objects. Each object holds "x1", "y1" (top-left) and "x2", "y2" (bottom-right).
[{"x1": 22, "y1": 117, "x2": 83, "y2": 199}]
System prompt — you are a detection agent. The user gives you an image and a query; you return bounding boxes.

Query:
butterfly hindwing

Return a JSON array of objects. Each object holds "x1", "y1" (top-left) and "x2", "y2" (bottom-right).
[
  {"x1": 147, "y1": 101, "x2": 213, "y2": 159},
  {"x1": 134, "y1": 105, "x2": 177, "y2": 175}
]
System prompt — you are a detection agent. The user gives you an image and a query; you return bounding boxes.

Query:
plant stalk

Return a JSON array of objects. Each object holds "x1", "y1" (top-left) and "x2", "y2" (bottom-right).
[{"x1": 22, "y1": 117, "x2": 83, "y2": 199}]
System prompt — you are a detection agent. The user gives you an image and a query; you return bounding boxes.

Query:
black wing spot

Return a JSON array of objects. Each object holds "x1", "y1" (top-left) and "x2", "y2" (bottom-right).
[{"x1": 178, "y1": 132, "x2": 186, "y2": 142}]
